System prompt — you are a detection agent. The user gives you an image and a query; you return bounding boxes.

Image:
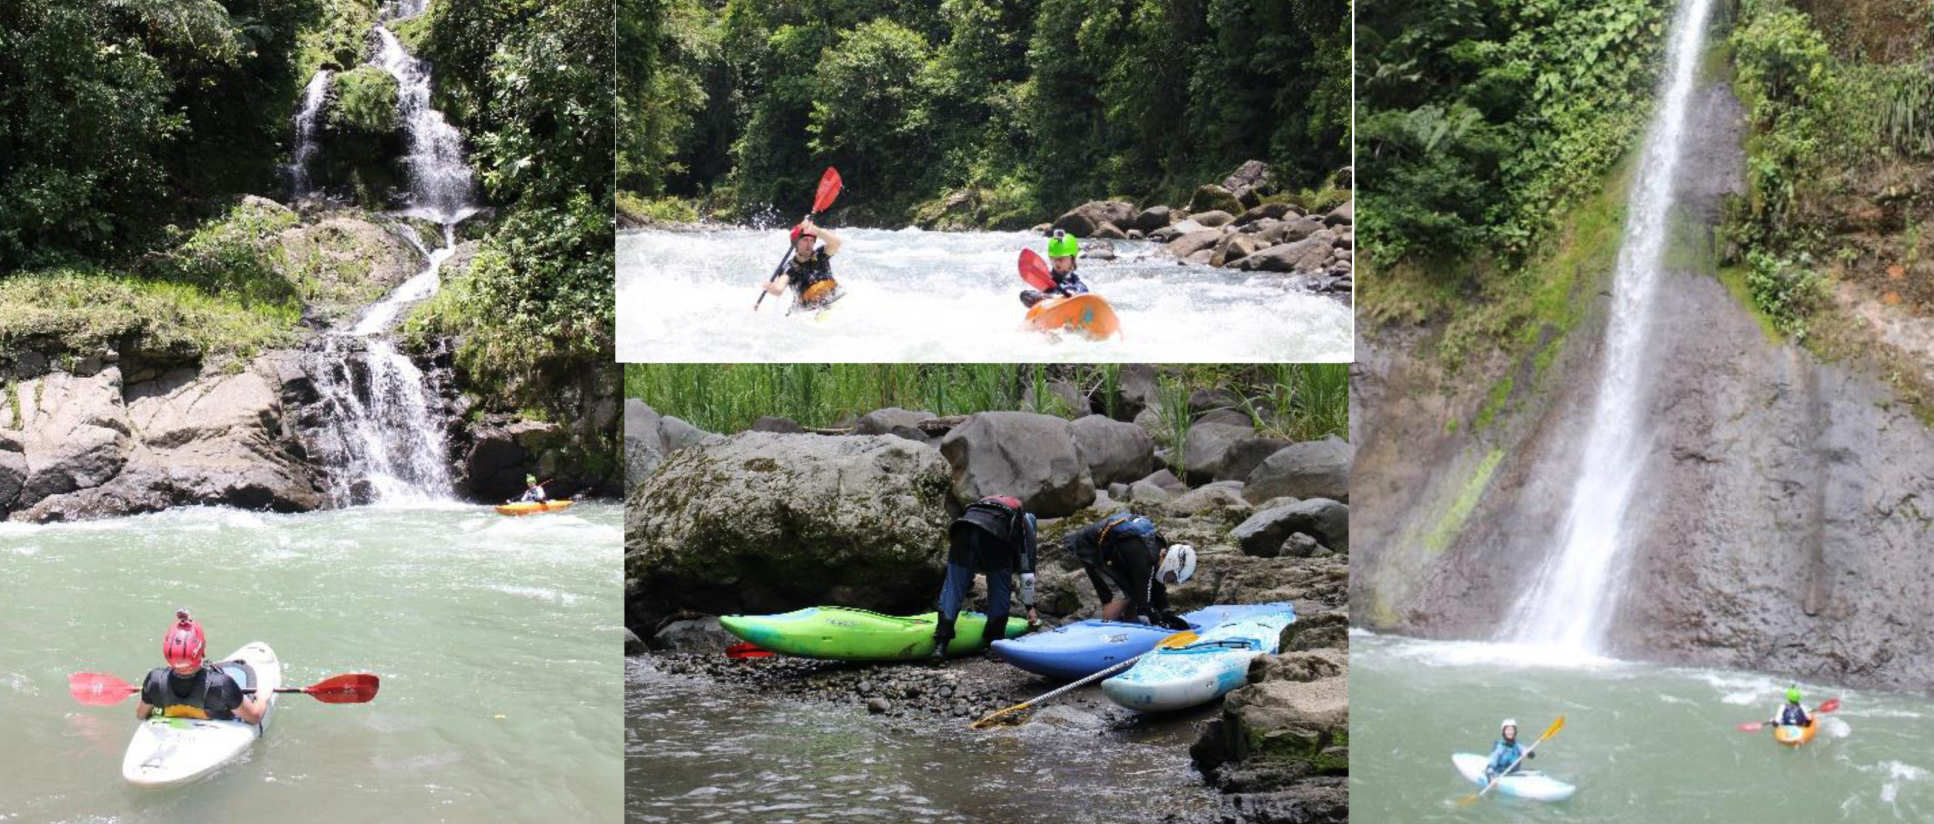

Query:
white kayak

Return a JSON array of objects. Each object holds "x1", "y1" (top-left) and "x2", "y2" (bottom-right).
[
  {"x1": 1451, "y1": 752, "x2": 1577, "y2": 802},
  {"x1": 123, "y1": 642, "x2": 280, "y2": 787},
  {"x1": 1100, "y1": 608, "x2": 1295, "y2": 711}
]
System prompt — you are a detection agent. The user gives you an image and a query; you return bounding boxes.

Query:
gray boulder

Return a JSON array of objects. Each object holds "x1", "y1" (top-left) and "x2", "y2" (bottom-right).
[
  {"x1": 1193, "y1": 210, "x2": 1236, "y2": 228},
  {"x1": 1068, "y1": 414, "x2": 1154, "y2": 487},
  {"x1": 1052, "y1": 200, "x2": 1138, "y2": 235},
  {"x1": 1235, "y1": 233, "x2": 1336, "y2": 274},
  {"x1": 1181, "y1": 422, "x2": 1291, "y2": 484},
  {"x1": 1165, "y1": 482, "x2": 1251, "y2": 515},
  {"x1": 1132, "y1": 205, "x2": 1173, "y2": 232},
  {"x1": 1245, "y1": 437, "x2": 1353, "y2": 503},
  {"x1": 1164, "y1": 228, "x2": 1225, "y2": 258},
  {"x1": 750, "y1": 416, "x2": 805, "y2": 433},
  {"x1": 1232, "y1": 498, "x2": 1349, "y2": 555},
  {"x1": 1325, "y1": 200, "x2": 1353, "y2": 226},
  {"x1": 1188, "y1": 184, "x2": 1242, "y2": 215},
  {"x1": 1210, "y1": 233, "x2": 1266, "y2": 268},
  {"x1": 625, "y1": 399, "x2": 666, "y2": 487},
  {"x1": 939, "y1": 412, "x2": 1095, "y2": 516}
]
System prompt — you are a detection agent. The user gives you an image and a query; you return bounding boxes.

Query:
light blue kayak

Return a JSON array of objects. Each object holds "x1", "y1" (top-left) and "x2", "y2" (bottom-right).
[
  {"x1": 1451, "y1": 753, "x2": 1577, "y2": 802},
  {"x1": 992, "y1": 603, "x2": 1293, "y2": 681},
  {"x1": 1100, "y1": 607, "x2": 1295, "y2": 711}
]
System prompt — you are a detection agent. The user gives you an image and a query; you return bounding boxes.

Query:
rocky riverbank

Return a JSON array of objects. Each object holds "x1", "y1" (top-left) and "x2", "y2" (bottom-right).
[
  {"x1": 625, "y1": 365, "x2": 1350, "y2": 821},
  {"x1": 0, "y1": 197, "x2": 618, "y2": 522}
]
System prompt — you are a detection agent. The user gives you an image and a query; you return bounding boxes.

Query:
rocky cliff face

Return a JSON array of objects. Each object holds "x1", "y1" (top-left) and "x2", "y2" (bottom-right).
[{"x1": 1353, "y1": 79, "x2": 1934, "y2": 690}]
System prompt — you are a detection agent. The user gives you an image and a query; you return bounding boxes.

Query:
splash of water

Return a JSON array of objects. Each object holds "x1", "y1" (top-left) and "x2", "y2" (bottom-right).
[
  {"x1": 288, "y1": 70, "x2": 331, "y2": 200},
  {"x1": 1506, "y1": 0, "x2": 1719, "y2": 651}
]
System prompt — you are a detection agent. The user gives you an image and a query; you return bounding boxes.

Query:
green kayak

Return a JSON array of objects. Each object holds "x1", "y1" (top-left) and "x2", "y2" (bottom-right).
[{"x1": 720, "y1": 606, "x2": 1030, "y2": 660}]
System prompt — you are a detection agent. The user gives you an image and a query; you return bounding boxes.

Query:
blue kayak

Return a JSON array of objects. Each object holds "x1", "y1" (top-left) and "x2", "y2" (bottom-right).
[{"x1": 991, "y1": 603, "x2": 1293, "y2": 681}]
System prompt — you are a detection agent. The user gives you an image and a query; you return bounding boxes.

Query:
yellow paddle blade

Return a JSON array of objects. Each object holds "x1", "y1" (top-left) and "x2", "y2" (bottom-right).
[
  {"x1": 1539, "y1": 715, "x2": 1566, "y2": 742},
  {"x1": 970, "y1": 701, "x2": 1030, "y2": 729},
  {"x1": 1157, "y1": 631, "x2": 1199, "y2": 649}
]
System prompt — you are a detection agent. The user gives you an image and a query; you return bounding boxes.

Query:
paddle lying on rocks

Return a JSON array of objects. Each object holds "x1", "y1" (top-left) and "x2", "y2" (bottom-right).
[
  {"x1": 755, "y1": 166, "x2": 843, "y2": 311},
  {"x1": 968, "y1": 630, "x2": 1198, "y2": 729},
  {"x1": 68, "y1": 672, "x2": 381, "y2": 705},
  {"x1": 1736, "y1": 697, "x2": 1840, "y2": 731},
  {"x1": 1457, "y1": 716, "x2": 1565, "y2": 808}
]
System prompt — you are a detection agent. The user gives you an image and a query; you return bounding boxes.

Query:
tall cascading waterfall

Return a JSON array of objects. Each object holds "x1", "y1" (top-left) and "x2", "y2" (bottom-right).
[
  {"x1": 1505, "y1": 0, "x2": 1719, "y2": 652},
  {"x1": 308, "y1": 3, "x2": 480, "y2": 506},
  {"x1": 288, "y1": 70, "x2": 331, "y2": 199}
]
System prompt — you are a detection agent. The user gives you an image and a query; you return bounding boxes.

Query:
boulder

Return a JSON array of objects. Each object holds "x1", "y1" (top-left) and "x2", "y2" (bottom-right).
[
  {"x1": 1235, "y1": 233, "x2": 1336, "y2": 274},
  {"x1": 1324, "y1": 200, "x2": 1353, "y2": 226},
  {"x1": 1181, "y1": 422, "x2": 1291, "y2": 484},
  {"x1": 1165, "y1": 482, "x2": 1250, "y2": 515},
  {"x1": 1219, "y1": 160, "x2": 1276, "y2": 193},
  {"x1": 659, "y1": 415, "x2": 722, "y2": 452},
  {"x1": 651, "y1": 617, "x2": 737, "y2": 652},
  {"x1": 626, "y1": 432, "x2": 955, "y2": 626},
  {"x1": 624, "y1": 399, "x2": 666, "y2": 487},
  {"x1": 1189, "y1": 388, "x2": 1242, "y2": 415},
  {"x1": 1196, "y1": 408, "x2": 1252, "y2": 427},
  {"x1": 1051, "y1": 200, "x2": 1138, "y2": 235},
  {"x1": 938, "y1": 411, "x2": 1095, "y2": 516},
  {"x1": 1132, "y1": 205, "x2": 1173, "y2": 232},
  {"x1": 1245, "y1": 437, "x2": 1353, "y2": 503},
  {"x1": 1191, "y1": 650, "x2": 1348, "y2": 781},
  {"x1": 854, "y1": 407, "x2": 935, "y2": 440},
  {"x1": 1210, "y1": 232, "x2": 1266, "y2": 268},
  {"x1": 1188, "y1": 184, "x2": 1243, "y2": 215},
  {"x1": 11, "y1": 370, "x2": 131, "y2": 508},
  {"x1": 1068, "y1": 414, "x2": 1154, "y2": 487},
  {"x1": 1164, "y1": 228, "x2": 1225, "y2": 258},
  {"x1": 461, "y1": 417, "x2": 559, "y2": 501},
  {"x1": 1231, "y1": 498, "x2": 1349, "y2": 555},
  {"x1": 750, "y1": 416, "x2": 805, "y2": 433},
  {"x1": 1232, "y1": 186, "x2": 1263, "y2": 210},
  {"x1": 1193, "y1": 210, "x2": 1236, "y2": 228},
  {"x1": 1234, "y1": 203, "x2": 1297, "y2": 225},
  {"x1": 1021, "y1": 379, "x2": 1090, "y2": 417},
  {"x1": 1090, "y1": 223, "x2": 1126, "y2": 240},
  {"x1": 1261, "y1": 216, "x2": 1327, "y2": 246},
  {"x1": 1079, "y1": 239, "x2": 1118, "y2": 260},
  {"x1": 1128, "y1": 480, "x2": 1173, "y2": 504}
]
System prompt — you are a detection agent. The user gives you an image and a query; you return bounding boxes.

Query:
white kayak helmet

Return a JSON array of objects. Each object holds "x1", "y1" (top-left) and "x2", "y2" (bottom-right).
[
  {"x1": 1501, "y1": 718, "x2": 1518, "y2": 735},
  {"x1": 1159, "y1": 543, "x2": 1197, "y2": 585}
]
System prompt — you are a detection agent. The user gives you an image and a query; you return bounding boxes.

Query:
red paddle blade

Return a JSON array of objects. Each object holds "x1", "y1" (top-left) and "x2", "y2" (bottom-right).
[
  {"x1": 812, "y1": 167, "x2": 842, "y2": 213},
  {"x1": 303, "y1": 673, "x2": 380, "y2": 704},
  {"x1": 69, "y1": 672, "x2": 137, "y2": 706},
  {"x1": 726, "y1": 643, "x2": 773, "y2": 660},
  {"x1": 1018, "y1": 249, "x2": 1054, "y2": 291},
  {"x1": 1736, "y1": 722, "x2": 1767, "y2": 732},
  {"x1": 1815, "y1": 698, "x2": 1840, "y2": 714}
]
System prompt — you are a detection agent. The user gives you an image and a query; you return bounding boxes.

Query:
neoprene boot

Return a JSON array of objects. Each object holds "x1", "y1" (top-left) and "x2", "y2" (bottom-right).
[
  {"x1": 977, "y1": 611, "x2": 1009, "y2": 651},
  {"x1": 930, "y1": 615, "x2": 957, "y2": 660}
]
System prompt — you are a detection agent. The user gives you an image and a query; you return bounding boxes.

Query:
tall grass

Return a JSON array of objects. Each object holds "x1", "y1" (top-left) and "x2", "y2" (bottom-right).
[{"x1": 626, "y1": 363, "x2": 1351, "y2": 440}]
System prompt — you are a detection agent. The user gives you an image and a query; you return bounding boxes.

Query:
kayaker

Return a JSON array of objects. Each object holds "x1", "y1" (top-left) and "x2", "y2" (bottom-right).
[
  {"x1": 514, "y1": 474, "x2": 549, "y2": 503},
  {"x1": 1064, "y1": 512, "x2": 1196, "y2": 629},
  {"x1": 930, "y1": 495, "x2": 1040, "y2": 658},
  {"x1": 1019, "y1": 230, "x2": 1090, "y2": 308},
  {"x1": 136, "y1": 611, "x2": 267, "y2": 724},
  {"x1": 1484, "y1": 718, "x2": 1535, "y2": 779},
  {"x1": 762, "y1": 218, "x2": 843, "y2": 310},
  {"x1": 1769, "y1": 687, "x2": 1812, "y2": 728}
]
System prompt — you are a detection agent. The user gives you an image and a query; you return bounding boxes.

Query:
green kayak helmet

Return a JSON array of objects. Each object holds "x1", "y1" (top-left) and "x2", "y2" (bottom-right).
[
  {"x1": 1048, "y1": 229, "x2": 1078, "y2": 259},
  {"x1": 526, "y1": 474, "x2": 537, "y2": 484},
  {"x1": 1786, "y1": 686, "x2": 1803, "y2": 703}
]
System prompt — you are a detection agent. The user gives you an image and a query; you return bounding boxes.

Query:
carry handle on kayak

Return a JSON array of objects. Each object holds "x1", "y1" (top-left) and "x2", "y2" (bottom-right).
[
  {"x1": 755, "y1": 167, "x2": 842, "y2": 311},
  {"x1": 969, "y1": 630, "x2": 1198, "y2": 729},
  {"x1": 1456, "y1": 716, "x2": 1565, "y2": 807}
]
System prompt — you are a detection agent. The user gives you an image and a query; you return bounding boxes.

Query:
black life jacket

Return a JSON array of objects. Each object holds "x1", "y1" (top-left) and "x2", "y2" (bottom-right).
[
  {"x1": 142, "y1": 666, "x2": 239, "y2": 721},
  {"x1": 784, "y1": 247, "x2": 833, "y2": 291}
]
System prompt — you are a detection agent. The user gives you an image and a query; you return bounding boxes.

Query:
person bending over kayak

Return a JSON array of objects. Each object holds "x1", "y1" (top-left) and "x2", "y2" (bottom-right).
[
  {"x1": 1064, "y1": 512, "x2": 1196, "y2": 629},
  {"x1": 1484, "y1": 719, "x2": 1535, "y2": 779},
  {"x1": 514, "y1": 474, "x2": 548, "y2": 503},
  {"x1": 931, "y1": 495, "x2": 1040, "y2": 658},
  {"x1": 136, "y1": 610, "x2": 267, "y2": 724},
  {"x1": 762, "y1": 219, "x2": 843, "y2": 310},
  {"x1": 1770, "y1": 687, "x2": 1812, "y2": 728},
  {"x1": 1019, "y1": 230, "x2": 1090, "y2": 308}
]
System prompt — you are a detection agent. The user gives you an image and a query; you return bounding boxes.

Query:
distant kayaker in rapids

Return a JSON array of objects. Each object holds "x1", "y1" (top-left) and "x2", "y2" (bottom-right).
[
  {"x1": 1019, "y1": 229, "x2": 1090, "y2": 308},
  {"x1": 1484, "y1": 719, "x2": 1534, "y2": 779},
  {"x1": 762, "y1": 218, "x2": 843, "y2": 310},
  {"x1": 1770, "y1": 687, "x2": 1812, "y2": 728},
  {"x1": 930, "y1": 495, "x2": 1040, "y2": 658},
  {"x1": 1064, "y1": 512, "x2": 1195, "y2": 628},
  {"x1": 513, "y1": 474, "x2": 549, "y2": 504},
  {"x1": 136, "y1": 610, "x2": 267, "y2": 724}
]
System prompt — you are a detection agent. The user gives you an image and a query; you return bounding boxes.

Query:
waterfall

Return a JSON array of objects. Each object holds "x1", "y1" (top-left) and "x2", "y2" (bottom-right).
[
  {"x1": 371, "y1": 24, "x2": 479, "y2": 223},
  {"x1": 288, "y1": 70, "x2": 331, "y2": 200},
  {"x1": 1506, "y1": 0, "x2": 1719, "y2": 652}
]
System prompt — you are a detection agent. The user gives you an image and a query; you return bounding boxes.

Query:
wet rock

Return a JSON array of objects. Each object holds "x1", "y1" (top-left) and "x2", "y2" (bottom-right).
[
  {"x1": 1091, "y1": 224, "x2": 1127, "y2": 241},
  {"x1": 1069, "y1": 414, "x2": 1155, "y2": 487},
  {"x1": 866, "y1": 697, "x2": 891, "y2": 714},
  {"x1": 1243, "y1": 437, "x2": 1352, "y2": 504},
  {"x1": 653, "y1": 617, "x2": 736, "y2": 652},
  {"x1": 939, "y1": 411, "x2": 1096, "y2": 516},
  {"x1": 1232, "y1": 499, "x2": 1349, "y2": 555},
  {"x1": 1134, "y1": 205, "x2": 1174, "y2": 232},
  {"x1": 1166, "y1": 228, "x2": 1226, "y2": 258},
  {"x1": 1233, "y1": 203, "x2": 1296, "y2": 226},
  {"x1": 1194, "y1": 210, "x2": 1236, "y2": 228},
  {"x1": 1053, "y1": 200, "x2": 1138, "y2": 236},
  {"x1": 1182, "y1": 423, "x2": 1291, "y2": 485},
  {"x1": 1235, "y1": 234, "x2": 1335, "y2": 274},
  {"x1": 627, "y1": 432, "x2": 954, "y2": 629},
  {"x1": 623, "y1": 627, "x2": 646, "y2": 655},
  {"x1": 1260, "y1": 216, "x2": 1326, "y2": 246},
  {"x1": 1279, "y1": 610, "x2": 1349, "y2": 653},
  {"x1": 1220, "y1": 161, "x2": 1276, "y2": 194},
  {"x1": 1323, "y1": 201, "x2": 1352, "y2": 227},
  {"x1": 1211, "y1": 233, "x2": 1266, "y2": 268}
]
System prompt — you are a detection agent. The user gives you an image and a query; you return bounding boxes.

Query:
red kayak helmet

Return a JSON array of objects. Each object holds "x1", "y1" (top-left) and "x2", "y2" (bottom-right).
[
  {"x1": 984, "y1": 495, "x2": 1023, "y2": 509},
  {"x1": 790, "y1": 223, "x2": 816, "y2": 243},
  {"x1": 162, "y1": 610, "x2": 205, "y2": 668}
]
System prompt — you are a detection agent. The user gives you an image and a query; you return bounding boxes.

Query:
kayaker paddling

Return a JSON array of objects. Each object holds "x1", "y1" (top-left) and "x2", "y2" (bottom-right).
[
  {"x1": 762, "y1": 219, "x2": 843, "y2": 311},
  {"x1": 1770, "y1": 686, "x2": 1812, "y2": 728},
  {"x1": 930, "y1": 495, "x2": 1040, "y2": 659},
  {"x1": 513, "y1": 474, "x2": 549, "y2": 504},
  {"x1": 1484, "y1": 718, "x2": 1534, "y2": 780},
  {"x1": 136, "y1": 611, "x2": 267, "y2": 724},
  {"x1": 1019, "y1": 230, "x2": 1090, "y2": 308},
  {"x1": 1064, "y1": 512, "x2": 1195, "y2": 628}
]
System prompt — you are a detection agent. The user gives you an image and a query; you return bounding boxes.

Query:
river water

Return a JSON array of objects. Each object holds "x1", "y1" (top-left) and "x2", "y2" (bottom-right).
[
  {"x1": 0, "y1": 503, "x2": 622, "y2": 822},
  {"x1": 1351, "y1": 632, "x2": 1934, "y2": 822},
  {"x1": 616, "y1": 227, "x2": 1353, "y2": 363},
  {"x1": 626, "y1": 657, "x2": 1222, "y2": 823}
]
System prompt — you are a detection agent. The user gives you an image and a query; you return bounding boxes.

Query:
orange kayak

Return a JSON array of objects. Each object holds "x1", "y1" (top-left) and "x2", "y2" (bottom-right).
[
  {"x1": 495, "y1": 500, "x2": 574, "y2": 516},
  {"x1": 1024, "y1": 294, "x2": 1120, "y2": 339},
  {"x1": 1774, "y1": 722, "x2": 1817, "y2": 746}
]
